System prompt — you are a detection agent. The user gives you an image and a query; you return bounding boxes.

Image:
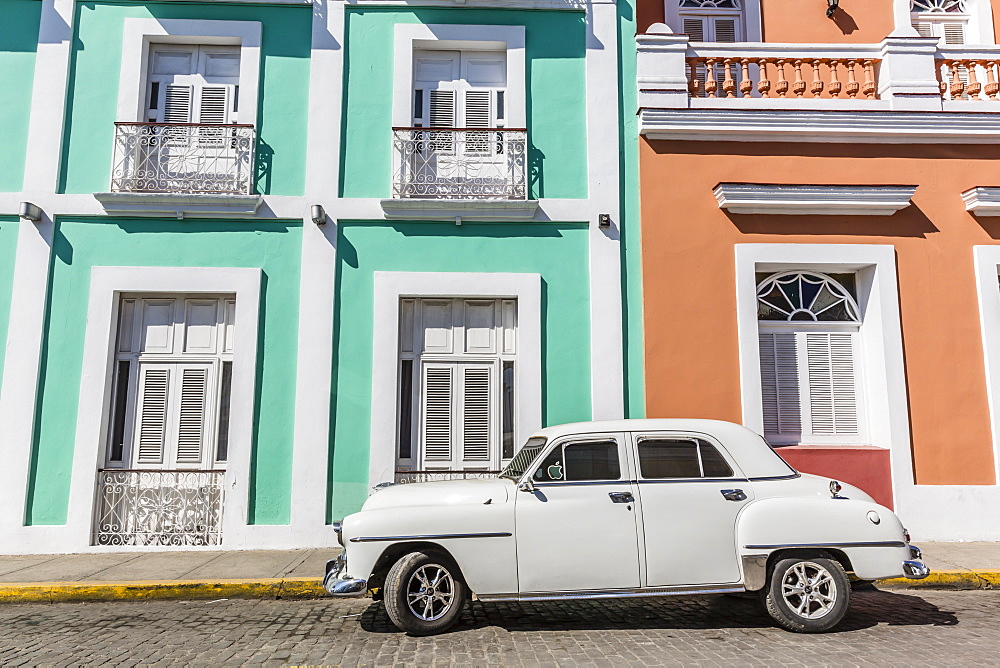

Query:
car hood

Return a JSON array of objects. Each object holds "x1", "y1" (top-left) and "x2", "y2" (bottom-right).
[{"x1": 362, "y1": 477, "x2": 513, "y2": 511}]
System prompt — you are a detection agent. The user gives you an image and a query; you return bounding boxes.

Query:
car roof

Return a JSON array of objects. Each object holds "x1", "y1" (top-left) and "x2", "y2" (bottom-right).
[{"x1": 528, "y1": 419, "x2": 796, "y2": 479}]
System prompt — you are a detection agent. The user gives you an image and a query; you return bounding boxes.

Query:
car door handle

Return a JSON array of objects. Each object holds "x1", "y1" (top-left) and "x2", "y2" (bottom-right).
[
  {"x1": 608, "y1": 492, "x2": 634, "y2": 503},
  {"x1": 721, "y1": 489, "x2": 747, "y2": 502}
]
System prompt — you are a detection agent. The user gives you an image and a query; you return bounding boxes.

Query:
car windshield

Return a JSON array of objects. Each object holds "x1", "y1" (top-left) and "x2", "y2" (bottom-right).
[{"x1": 500, "y1": 437, "x2": 548, "y2": 480}]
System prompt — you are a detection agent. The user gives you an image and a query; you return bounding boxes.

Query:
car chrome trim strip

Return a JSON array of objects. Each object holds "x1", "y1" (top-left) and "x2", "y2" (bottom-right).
[
  {"x1": 743, "y1": 540, "x2": 907, "y2": 550},
  {"x1": 636, "y1": 477, "x2": 750, "y2": 484},
  {"x1": 477, "y1": 584, "x2": 746, "y2": 603},
  {"x1": 747, "y1": 473, "x2": 801, "y2": 482},
  {"x1": 349, "y1": 532, "x2": 512, "y2": 543}
]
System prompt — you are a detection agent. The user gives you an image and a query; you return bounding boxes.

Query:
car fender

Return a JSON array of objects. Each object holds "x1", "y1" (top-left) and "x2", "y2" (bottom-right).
[{"x1": 736, "y1": 497, "x2": 910, "y2": 582}]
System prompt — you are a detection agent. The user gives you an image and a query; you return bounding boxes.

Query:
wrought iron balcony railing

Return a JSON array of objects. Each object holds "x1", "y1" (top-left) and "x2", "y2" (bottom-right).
[
  {"x1": 94, "y1": 469, "x2": 225, "y2": 546},
  {"x1": 111, "y1": 122, "x2": 255, "y2": 195},
  {"x1": 391, "y1": 127, "x2": 527, "y2": 200}
]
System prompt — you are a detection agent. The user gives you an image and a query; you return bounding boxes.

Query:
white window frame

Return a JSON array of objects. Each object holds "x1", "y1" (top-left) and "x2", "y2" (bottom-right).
[
  {"x1": 972, "y1": 245, "x2": 1000, "y2": 485},
  {"x1": 370, "y1": 272, "x2": 541, "y2": 489},
  {"x1": 65, "y1": 267, "x2": 261, "y2": 550},
  {"x1": 392, "y1": 24, "x2": 526, "y2": 129},
  {"x1": 735, "y1": 245, "x2": 910, "y2": 500},
  {"x1": 896, "y1": 0, "x2": 994, "y2": 44},
  {"x1": 665, "y1": 0, "x2": 762, "y2": 42},
  {"x1": 115, "y1": 18, "x2": 262, "y2": 125}
]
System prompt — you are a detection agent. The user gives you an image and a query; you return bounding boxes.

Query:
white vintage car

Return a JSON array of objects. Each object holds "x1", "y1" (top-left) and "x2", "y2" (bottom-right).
[{"x1": 324, "y1": 419, "x2": 929, "y2": 635}]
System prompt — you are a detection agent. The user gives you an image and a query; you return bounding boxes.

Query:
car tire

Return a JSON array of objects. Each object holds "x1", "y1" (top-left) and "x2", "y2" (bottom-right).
[
  {"x1": 763, "y1": 554, "x2": 850, "y2": 633},
  {"x1": 383, "y1": 550, "x2": 466, "y2": 635}
]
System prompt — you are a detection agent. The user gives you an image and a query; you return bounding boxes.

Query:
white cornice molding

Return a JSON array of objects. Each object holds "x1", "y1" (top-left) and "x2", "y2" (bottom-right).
[
  {"x1": 94, "y1": 192, "x2": 263, "y2": 218},
  {"x1": 379, "y1": 198, "x2": 540, "y2": 221},
  {"x1": 347, "y1": 0, "x2": 595, "y2": 8},
  {"x1": 962, "y1": 187, "x2": 1000, "y2": 216},
  {"x1": 714, "y1": 184, "x2": 917, "y2": 216},
  {"x1": 640, "y1": 109, "x2": 1000, "y2": 144}
]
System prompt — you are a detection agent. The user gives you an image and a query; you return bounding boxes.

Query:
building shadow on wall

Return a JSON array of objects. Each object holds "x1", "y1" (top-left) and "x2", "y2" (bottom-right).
[
  {"x1": 726, "y1": 207, "x2": 939, "y2": 238},
  {"x1": 971, "y1": 214, "x2": 1000, "y2": 240}
]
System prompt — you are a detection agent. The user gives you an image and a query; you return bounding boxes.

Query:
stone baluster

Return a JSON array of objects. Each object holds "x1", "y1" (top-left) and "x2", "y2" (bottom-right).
[
  {"x1": 950, "y1": 60, "x2": 966, "y2": 99},
  {"x1": 792, "y1": 59, "x2": 806, "y2": 97},
  {"x1": 986, "y1": 61, "x2": 999, "y2": 100},
  {"x1": 705, "y1": 58, "x2": 718, "y2": 98},
  {"x1": 845, "y1": 60, "x2": 860, "y2": 98},
  {"x1": 828, "y1": 60, "x2": 842, "y2": 97},
  {"x1": 966, "y1": 61, "x2": 982, "y2": 100},
  {"x1": 810, "y1": 59, "x2": 825, "y2": 97},
  {"x1": 740, "y1": 59, "x2": 753, "y2": 97},
  {"x1": 687, "y1": 59, "x2": 701, "y2": 97},
  {"x1": 757, "y1": 58, "x2": 772, "y2": 97},
  {"x1": 775, "y1": 59, "x2": 789, "y2": 97},
  {"x1": 722, "y1": 58, "x2": 737, "y2": 98},
  {"x1": 862, "y1": 60, "x2": 877, "y2": 99}
]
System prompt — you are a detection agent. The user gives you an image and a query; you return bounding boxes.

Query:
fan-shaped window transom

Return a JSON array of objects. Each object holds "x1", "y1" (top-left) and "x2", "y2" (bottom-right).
[
  {"x1": 911, "y1": 0, "x2": 966, "y2": 13},
  {"x1": 681, "y1": 0, "x2": 741, "y2": 8},
  {"x1": 757, "y1": 272, "x2": 860, "y2": 323}
]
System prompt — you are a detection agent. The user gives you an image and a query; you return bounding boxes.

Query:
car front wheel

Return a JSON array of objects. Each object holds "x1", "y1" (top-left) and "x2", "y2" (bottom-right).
[
  {"x1": 383, "y1": 550, "x2": 466, "y2": 635},
  {"x1": 763, "y1": 554, "x2": 850, "y2": 633}
]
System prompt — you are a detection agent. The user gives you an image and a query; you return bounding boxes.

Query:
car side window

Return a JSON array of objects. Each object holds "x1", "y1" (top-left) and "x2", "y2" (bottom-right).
[
  {"x1": 637, "y1": 438, "x2": 735, "y2": 479},
  {"x1": 533, "y1": 439, "x2": 621, "y2": 482}
]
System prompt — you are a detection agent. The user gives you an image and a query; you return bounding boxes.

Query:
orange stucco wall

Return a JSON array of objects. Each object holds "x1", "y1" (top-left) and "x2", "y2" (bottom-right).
[
  {"x1": 761, "y1": 0, "x2": 893, "y2": 43},
  {"x1": 639, "y1": 140, "x2": 998, "y2": 486}
]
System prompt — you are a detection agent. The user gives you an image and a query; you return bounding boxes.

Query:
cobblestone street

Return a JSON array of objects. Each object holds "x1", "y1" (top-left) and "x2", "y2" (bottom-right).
[{"x1": 0, "y1": 588, "x2": 997, "y2": 666}]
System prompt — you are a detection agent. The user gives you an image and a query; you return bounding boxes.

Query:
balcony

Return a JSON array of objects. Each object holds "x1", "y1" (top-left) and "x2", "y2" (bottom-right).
[
  {"x1": 96, "y1": 122, "x2": 261, "y2": 218},
  {"x1": 382, "y1": 127, "x2": 538, "y2": 222},
  {"x1": 93, "y1": 469, "x2": 225, "y2": 547},
  {"x1": 637, "y1": 27, "x2": 1000, "y2": 143}
]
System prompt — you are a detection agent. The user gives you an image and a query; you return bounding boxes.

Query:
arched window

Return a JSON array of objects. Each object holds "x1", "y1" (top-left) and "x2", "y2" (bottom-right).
[
  {"x1": 911, "y1": 0, "x2": 969, "y2": 43},
  {"x1": 756, "y1": 272, "x2": 865, "y2": 445},
  {"x1": 679, "y1": 0, "x2": 743, "y2": 42}
]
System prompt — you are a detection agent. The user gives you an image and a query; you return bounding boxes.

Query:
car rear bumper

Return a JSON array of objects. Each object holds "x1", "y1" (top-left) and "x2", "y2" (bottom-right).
[
  {"x1": 323, "y1": 555, "x2": 368, "y2": 597},
  {"x1": 902, "y1": 545, "x2": 931, "y2": 580}
]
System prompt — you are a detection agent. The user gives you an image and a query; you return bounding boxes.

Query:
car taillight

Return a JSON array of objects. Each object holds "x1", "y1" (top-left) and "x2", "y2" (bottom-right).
[{"x1": 903, "y1": 528, "x2": 911, "y2": 543}]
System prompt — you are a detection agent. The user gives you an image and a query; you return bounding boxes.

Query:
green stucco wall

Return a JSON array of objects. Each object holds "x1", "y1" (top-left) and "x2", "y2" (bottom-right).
[
  {"x1": 0, "y1": 218, "x2": 20, "y2": 392},
  {"x1": 25, "y1": 218, "x2": 302, "y2": 526},
  {"x1": 340, "y1": 8, "x2": 589, "y2": 200},
  {"x1": 0, "y1": 0, "x2": 41, "y2": 192},
  {"x1": 59, "y1": 1, "x2": 311, "y2": 196},
  {"x1": 329, "y1": 221, "x2": 592, "y2": 521}
]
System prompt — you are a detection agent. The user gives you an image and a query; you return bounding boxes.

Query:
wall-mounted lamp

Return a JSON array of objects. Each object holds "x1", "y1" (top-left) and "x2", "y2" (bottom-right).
[
  {"x1": 826, "y1": 0, "x2": 839, "y2": 18},
  {"x1": 598, "y1": 213, "x2": 611, "y2": 229},
  {"x1": 310, "y1": 204, "x2": 326, "y2": 225},
  {"x1": 19, "y1": 202, "x2": 42, "y2": 222}
]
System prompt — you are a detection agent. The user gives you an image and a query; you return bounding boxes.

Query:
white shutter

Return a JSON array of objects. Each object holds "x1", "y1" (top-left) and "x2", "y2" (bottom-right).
[
  {"x1": 464, "y1": 90, "x2": 491, "y2": 153},
  {"x1": 713, "y1": 17, "x2": 738, "y2": 43},
  {"x1": 197, "y1": 85, "x2": 230, "y2": 124},
  {"x1": 759, "y1": 333, "x2": 802, "y2": 437},
  {"x1": 461, "y1": 366, "x2": 491, "y2": 461},
  {"x1": 423, "y1": 365, "x2": 453, "y2": 461},
  {"x1": 175, "y1": 366, "x2": 210, "y2": 464},
  {"x1": 163, "y1": 84, "x2": 193, "y2": 124},
  {"x1": 913, "y1": 21, "x2": 934, "y2": 37},
  {"x1": 683, "y1": 17, "x2": 706, "y2": 41},
  {"x1": 429, "y1": 90, "x2": 456, "y2": 128},
  {"x1": 943, "y1": 22, "x2": 965, "y2": 45},
  {"x1": 806, "y1": 333, "x2": 859, "y2": 436},
  {"x1": 135, "y1": 365, "x2": 171, "y2": 464}
]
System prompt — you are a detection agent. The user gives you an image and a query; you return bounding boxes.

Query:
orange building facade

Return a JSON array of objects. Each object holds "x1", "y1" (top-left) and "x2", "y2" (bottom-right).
[{"x1": 636, "y1": 0, "x2": 1000, "y2": 539}]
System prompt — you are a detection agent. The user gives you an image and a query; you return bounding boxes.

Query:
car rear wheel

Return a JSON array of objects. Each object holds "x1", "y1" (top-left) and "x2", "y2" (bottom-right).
[
  {"x1": 383, "y1": 550, "x2": 466, "y2": 635},
  {"x1": 763, "y1": 554, "x2": 850, "y2": 633}
]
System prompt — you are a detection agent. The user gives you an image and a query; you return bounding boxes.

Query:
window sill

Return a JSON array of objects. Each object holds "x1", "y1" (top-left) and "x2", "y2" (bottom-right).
[
  {"x1": 715, "y1": 183, "x2": 916, "y2": 216},
  {"x1": 94, "y1": 192, "x2": 263, "y2": 219},
  {"x1": 380, "y1": 198, "x2": 539, "y2": 222}
]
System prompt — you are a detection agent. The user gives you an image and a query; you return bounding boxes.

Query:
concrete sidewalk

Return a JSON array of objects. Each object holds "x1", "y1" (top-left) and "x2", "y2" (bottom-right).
[{"x1": 0, "y1": 543, "x2": 995, "y2": 603}]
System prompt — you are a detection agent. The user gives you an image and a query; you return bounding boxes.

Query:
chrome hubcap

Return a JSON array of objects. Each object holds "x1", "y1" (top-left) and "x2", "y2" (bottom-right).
[
  {"x1": 405, "y1": 564, "x2": 455, "y2": 621},
  {"x1": 781, "y1": 561, "x2": 837, "y2": 620}
]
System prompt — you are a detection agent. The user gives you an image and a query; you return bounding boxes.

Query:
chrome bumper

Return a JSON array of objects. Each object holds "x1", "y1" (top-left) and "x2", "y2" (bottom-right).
[
  {"x1": 323, "y1": 554, "x2": 368, "y2": 597},
  {"x1": 902, "y1": 544, "x2": 930, "y2": 580}
]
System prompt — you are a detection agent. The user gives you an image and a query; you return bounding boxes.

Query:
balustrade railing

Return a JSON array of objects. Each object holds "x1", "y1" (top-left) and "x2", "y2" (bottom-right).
[
  {"x1": 686, "y1": 56, "x2": 879, "y2": 99},
  {"x1": 937, "y1": 59, "x2": 1000, "y2": 100},
  {"x1": 94, "y1": 469, "x2": 225, "y2": 546},
  {"x1": 393, "y1": 470, "x2": 501, "y2": 484},
  {"x1": 391, "y1": 128, "x2": 527, "y2": 200},
  {"x1": 111, "y1": 122, "x2": 255, "y2": 195}
]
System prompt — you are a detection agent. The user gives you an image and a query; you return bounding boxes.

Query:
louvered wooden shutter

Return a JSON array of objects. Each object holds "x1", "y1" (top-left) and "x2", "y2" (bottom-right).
[
  {"x1": 713, "y1": 18, "x2": 738, "y2": 43},
  {"x1": 197, "y1": 86, "x2": 230, "y2": 124},
  {"x1": 759, "y1": 333, "x2": 802, "y2": 437},
  {"x1": 464, "y1": 90, "x2": 491, "y2": 153},
  {"x1": 805, "y1": 333, "x2": 859, "y2": 436},
  {"x1": 461, "y1": 366, "x2": 491, "y2": 461},
  {"x1": 423, "y1": 365, "x2": 453, "y2": 461},
  {"x1": 943, "y1": 22, "x2": 965, "y2": 45},
  {"x1": 163, "y1": 85, "x2": 193, "y2": 124},
  {"x1": 683, "y1": 17, "x2": 706, "y2": 41},
  {"x1": 913, "y1": 21, "x2": 934, "y2": 37},
  {"x1": 135, "y1": 365, "x2": 171, "y2": 464},
  {"x1": 175, "y1": 366, "x2": 209, "y2": 464},
  {"x1": 428, "y1": 90, "x2": 455, "y2": 152}
]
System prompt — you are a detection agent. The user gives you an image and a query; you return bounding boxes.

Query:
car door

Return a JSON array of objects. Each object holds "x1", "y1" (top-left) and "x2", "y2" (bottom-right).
[
  {"x1": 515, "y1": 433, "x2": 641, "y2": 594},
  {"x1": 631, "y1": 432, "x2": 753, "y2": 587}
]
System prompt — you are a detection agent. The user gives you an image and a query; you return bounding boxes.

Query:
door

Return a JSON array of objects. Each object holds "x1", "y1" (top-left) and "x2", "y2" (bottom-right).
[
  {"x1": 631, "y1": 433, "x2": 753, "y2": 587},
  {"x1": 419, "y1": 361, "x2": 496, "y2": 473},
  {"x1": 515, "y1": 434, "x2": 641, "y2": 593}
]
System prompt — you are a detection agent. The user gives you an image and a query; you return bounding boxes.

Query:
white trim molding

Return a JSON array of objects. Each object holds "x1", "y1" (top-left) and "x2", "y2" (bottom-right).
[
  {"x1": 714, "y1": 184, "x2": 916, "y2": 216},
  {"x1": 640, "y1": 108, "x2": 1000, "y2": 143},
  {"x1": 380, "y1": 198, "x2": 540, "y2": 221},
  {"x1": 94, "y1": 192, "x2": 264, "y2": 218},
  {"x1": 961, "y1": 187, "x2": 1000, "y2": 215},
  {"x1": 369, "y1": 272, "x2": 542, "y2": 491},
  {"x1": 352, "y1": 0, "x2": 596, "y2": 9},
  {"x1": 972, "y1": 245, "x2": 1000, "y2": 487},
  {"x1": 735, "y1": 244, "x2": 909, "y2": 510},
  {"x1": 116, "y1": 18, "x2": 263, "y2": 126}
]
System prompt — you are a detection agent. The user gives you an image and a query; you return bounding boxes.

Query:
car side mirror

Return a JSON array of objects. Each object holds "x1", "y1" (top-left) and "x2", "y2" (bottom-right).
[{"x1": 518, "y1": 479, "x2": 535, "y2": 493}]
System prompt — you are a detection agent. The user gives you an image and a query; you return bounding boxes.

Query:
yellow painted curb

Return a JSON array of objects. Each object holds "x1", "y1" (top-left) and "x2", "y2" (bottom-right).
[
  {"x1": 0, "y1": 578, "x2": 326, "y2": 603},
  {"x1": 877, "y1": 570, "x2": 1000, "y2": 590}
]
